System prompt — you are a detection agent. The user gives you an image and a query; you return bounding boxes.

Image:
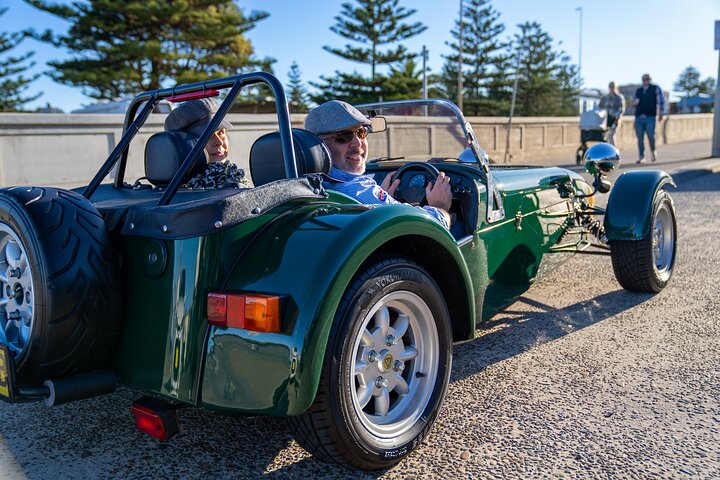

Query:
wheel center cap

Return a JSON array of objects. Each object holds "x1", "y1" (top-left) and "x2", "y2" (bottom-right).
[{"x1": 379, "y1": 350, "x2": 394, "y2": 373}]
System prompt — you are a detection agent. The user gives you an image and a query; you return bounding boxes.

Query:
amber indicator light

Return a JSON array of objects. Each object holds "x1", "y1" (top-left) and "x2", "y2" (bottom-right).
[{"x1": 207, "y1": 293, "x2": 281, "y2": 333}]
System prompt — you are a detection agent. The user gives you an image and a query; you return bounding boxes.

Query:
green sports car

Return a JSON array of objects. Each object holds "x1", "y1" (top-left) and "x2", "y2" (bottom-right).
[{"x1": 0, "y1": 72, "x2": 676, "y2": 470}]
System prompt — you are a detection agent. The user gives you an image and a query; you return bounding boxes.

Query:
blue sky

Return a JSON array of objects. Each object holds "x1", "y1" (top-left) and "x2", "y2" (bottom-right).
[{"x1": 3, "y1": 0, "x2": 720, "y2": 112}]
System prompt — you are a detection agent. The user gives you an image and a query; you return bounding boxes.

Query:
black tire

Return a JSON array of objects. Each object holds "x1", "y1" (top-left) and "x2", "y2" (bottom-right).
[
  {"x1": 610, "y1": 190, "x2": 676, "y2": 292},
  {"x1": 576, "y1": 145, "x2": 586, "y2": 165},
  {"x1": 289, "y1": 257, "x2": 452, "y2": 470},
  {"x1": 0, "y1": 187, "x2": 121, "y2": 385}
]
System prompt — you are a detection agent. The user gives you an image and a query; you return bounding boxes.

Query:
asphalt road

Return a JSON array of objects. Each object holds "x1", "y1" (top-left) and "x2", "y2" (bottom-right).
[{"x1": 0, "y1": 159, "x2": 718, "y2": 479}]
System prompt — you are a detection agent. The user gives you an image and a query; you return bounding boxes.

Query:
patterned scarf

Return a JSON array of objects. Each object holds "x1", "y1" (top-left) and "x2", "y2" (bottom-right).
[{"x1": 186, "y1": 161, "x2": 250, "y2": 189}]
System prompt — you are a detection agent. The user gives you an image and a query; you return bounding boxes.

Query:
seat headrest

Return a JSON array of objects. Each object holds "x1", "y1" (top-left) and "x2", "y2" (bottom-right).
[
  {"x1": 250, "y1": 128, "x2": 331, "y2": 186},
  {"x1": 144, "y1": 131, "x2": 207, "y2": 186}
]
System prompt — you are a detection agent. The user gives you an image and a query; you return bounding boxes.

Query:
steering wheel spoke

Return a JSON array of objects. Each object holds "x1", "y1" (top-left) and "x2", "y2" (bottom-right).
[{"x1": 392, "y1": 162, "x2": 440, "y2": 205}]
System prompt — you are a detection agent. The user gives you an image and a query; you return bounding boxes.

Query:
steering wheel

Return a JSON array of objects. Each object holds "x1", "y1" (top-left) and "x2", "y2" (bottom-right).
[{"x1": 390, "y1": 162, "x2": 440, "y2": 205}]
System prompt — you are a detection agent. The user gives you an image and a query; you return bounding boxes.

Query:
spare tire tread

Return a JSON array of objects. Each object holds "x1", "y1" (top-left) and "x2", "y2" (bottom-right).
[{"x1": 0, "y1": 186, "x2": 122, "y2": 384}]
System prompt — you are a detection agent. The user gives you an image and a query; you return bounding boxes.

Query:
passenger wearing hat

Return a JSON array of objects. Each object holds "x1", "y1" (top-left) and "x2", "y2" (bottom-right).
[
  {"x1": 305, "y1": 100, "x2": 452, "y2": 229},
  {"x1": 164, "y1": 98, "x2": 249, "y2": 189}
]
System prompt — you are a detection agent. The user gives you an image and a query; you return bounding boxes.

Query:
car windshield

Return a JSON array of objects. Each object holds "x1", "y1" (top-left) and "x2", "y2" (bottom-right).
[{"x1": 356, "y1": 101, "x2": 480, "y2": 167}]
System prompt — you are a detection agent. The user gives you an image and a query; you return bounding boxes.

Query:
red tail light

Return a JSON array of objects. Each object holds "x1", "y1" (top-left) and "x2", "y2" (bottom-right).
[
  {"x1": 207, "y1": 293, "x2": 281, "y2": 333},
  {"x1": 131, "y1": 397, "x2": 179, "y2": 441}
]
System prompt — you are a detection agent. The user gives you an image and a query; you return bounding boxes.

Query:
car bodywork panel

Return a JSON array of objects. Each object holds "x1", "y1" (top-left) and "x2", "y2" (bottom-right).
[
  {"x1": 604, "y1": 170, "x2": 676, "y2": 240},
  {"x1": 113, "y1": 160, "x2": 588, "y2": 415}
]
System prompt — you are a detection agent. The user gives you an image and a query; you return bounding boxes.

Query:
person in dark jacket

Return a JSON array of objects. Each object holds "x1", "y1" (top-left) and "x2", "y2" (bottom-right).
[{"x1": 632, "y1": 74, "x2": 666, "y2": 163}]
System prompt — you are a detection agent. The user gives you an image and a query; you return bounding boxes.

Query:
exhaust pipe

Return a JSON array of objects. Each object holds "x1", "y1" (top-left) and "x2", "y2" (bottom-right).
[{"x1": 42, "y1": 370, "x2": 118, "y2": 406}]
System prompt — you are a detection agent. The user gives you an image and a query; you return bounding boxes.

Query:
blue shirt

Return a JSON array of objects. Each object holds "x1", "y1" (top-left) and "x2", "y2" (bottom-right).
[{"x1": 323, "y1": 167, "x2": 450, "y2": 230}]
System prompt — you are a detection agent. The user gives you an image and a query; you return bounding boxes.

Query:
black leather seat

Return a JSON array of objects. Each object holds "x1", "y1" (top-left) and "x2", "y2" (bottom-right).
[
  {"x1": 249, "y1": 128, "x2": 331, "y2": 186},
  {"x1": 144, "y1": 131, "x2": 207, "y2": 186}
]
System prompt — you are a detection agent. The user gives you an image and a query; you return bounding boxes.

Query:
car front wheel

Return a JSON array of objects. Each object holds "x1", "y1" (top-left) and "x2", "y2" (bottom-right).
[
  {"x1": 289, "y1": 257, "x2": 452, "y2": 470},
  {"x1": 610, "y1": 190, "x2": 677, "y2": 292}
]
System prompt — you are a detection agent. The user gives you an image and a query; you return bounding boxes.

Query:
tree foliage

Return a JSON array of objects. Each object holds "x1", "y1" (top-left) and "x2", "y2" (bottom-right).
[
  {"x1": 382, "y1": 57, "x2": 423, "y2": 100},
  {"x1": 674, "y1": 66, "x2": 716, "y2": 98},
  {"x1": 287, "y1": 61, "x2": 310, "y2": 112},
  {"x1": 23, "y1": 0, "x2": 273, "y2": 100},
  {"x1": 310, "y1": 59, "x2": 423, "y2": 105},
  {"x1": 438, "y1": 0, "x2": 511, "y2": 116},
  {"x1": 512, "y1": 21, "x2": 578, "y2": 116},
  {"x1": 310, "y1": 71, "x2": 380, "y2": 105},
  {"x1": 315, "y1": 0, "x2": 426, "y2": 103},
  {"x1": 325, "y1": 0, "x2": 426, "y2": 80},
  {"x1": 0, "y1": 7, "x2": 41, "y2": 111}
]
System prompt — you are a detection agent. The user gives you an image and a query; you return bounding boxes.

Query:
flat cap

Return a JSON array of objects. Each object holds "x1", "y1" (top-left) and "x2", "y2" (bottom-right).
[
  {"x1": 164, "y1": 98, "x2": 233, "y2": 133},
  {"x1": 305, "y1": 100, "x2": 371, "y2": 135}
]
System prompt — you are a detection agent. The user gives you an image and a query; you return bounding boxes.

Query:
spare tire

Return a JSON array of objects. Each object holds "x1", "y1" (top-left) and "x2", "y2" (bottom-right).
[{"x1": 0, "y1": 187, "x2": 121, "y2": 385}]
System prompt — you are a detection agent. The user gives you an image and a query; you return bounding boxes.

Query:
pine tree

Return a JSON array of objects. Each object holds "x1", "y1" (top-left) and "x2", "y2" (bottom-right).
[
  {"x1": 287, "y1": 61, "x2": 309, "y2": 113},
  {"x1": 24, "y1": 0, "x2": 272, "y2": 100},
  {"x1": 326, "y1": 0, "x2": 426, "y2": 81},
  {"x1": 438, "y1": 0, "x2": 511, "y2": 116},
  {"x1": 0, "y1": 7, "x2": 41, "y2": 111},
  {"x1": 512, "y1": 21, "x2": 565, "y2": 117},
  {"x1": 310, "y1": 71, "x2": 381, "y2": 105},
  {"x1": 381, "y1": 57, "x2": 423, "y2": 100},
  {"x1": 674, "y1": 66, "x2": 715, "y2": 98},
  {"x1": 555, "y1": 53, "x2": 581, "y2": 116},
  {"x1": 316, "y1": 0, "x2": 426, "y2": 102}
]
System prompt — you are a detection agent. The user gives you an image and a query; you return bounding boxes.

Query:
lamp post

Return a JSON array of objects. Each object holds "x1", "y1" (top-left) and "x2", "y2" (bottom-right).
[
  {"x1": 712, "y1": 20, "x2": 720, "y2": 157},
  {"x1": 575, "y1": 6, "x2": 583, "y2": 113},
  {"x1": 575, "y1": 7, "x2": 583, "y2": 81},
  {"x1": 422, "y1": 45, "x2": 428, "y2": 100},
  {"x1": 457, "y1": 0, "x2": 464, "y2": 112}
]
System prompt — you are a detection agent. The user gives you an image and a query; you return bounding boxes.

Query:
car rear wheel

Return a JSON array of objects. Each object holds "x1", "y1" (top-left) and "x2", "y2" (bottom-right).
[
  {"x1": 610, "y1": 190, "x2": 676, "y2": 292},
  {"x1": 289, "y1": 257, "x2": 452, "y2": 470},
  {"x1": 0, "y1": 187, "x2": 121, "y2": 385}
]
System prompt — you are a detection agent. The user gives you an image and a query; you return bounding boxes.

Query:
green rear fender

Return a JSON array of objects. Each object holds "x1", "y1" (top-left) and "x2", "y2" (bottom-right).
[
  {"x1": 201, "y1": 203, "x2": 474, "y2": 415},
  {"x1": 604, "y1": 170, "x2": 675, "y2": 241}
]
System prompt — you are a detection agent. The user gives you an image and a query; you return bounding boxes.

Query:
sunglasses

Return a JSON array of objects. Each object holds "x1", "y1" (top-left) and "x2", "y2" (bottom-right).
[{"x1": 324, "y1": 126, "x2": 369, "y2": 144}]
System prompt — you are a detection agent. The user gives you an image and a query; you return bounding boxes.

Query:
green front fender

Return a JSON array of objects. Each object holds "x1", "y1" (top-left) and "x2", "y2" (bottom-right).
[
  {"x1": 200, "y1": 203, "x2": 475, "y2": 416},
  {"x1": 604, "y1": 170, "x2": 675, "y2": 241}
]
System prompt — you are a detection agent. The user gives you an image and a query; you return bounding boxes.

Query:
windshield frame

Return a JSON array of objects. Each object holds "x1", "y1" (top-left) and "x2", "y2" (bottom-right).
[{"x1": 357, "y1": 98, "x2": 505, "y2": 223}]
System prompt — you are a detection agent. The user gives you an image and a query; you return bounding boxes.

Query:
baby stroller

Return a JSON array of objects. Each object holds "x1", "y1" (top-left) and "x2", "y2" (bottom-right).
[{"x1": 576, "y1": 109, "x2": 617, "y2": 165}]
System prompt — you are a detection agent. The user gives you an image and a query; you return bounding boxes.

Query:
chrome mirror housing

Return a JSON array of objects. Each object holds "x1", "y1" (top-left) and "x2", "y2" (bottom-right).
[{"x1": 584, "y1": 143, "x2": 621, "y2": 175}]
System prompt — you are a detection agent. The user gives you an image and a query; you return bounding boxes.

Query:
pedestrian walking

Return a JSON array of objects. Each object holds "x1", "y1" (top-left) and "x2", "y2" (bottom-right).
[
  {"x1": 599, "y1": 81, "x2": 624, "y2": 146},
  {"x1": 632, "y1": 74, "x2": 665, "y2": 163}
]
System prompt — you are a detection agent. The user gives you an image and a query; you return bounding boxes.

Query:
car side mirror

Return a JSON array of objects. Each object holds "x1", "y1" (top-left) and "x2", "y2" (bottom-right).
[
  {"x1": 584, "y1": 143, "x2": 621, "y2": 175},
  {"x1": 370, "y1": 116, "x2": 387, "y2": 133},
  {"x1": 584, "y1": 143, "x2": 621, "y2": 195}
]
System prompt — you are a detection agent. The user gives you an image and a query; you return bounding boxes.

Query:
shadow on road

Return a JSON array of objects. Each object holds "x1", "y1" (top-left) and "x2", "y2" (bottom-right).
[
  {"x1": 450, "y1": 288, "x2": 653, "y2": 383},
  {"x1": 0, "y1": 289, "x2": 657, "y2": 480},
  {"x1": 673, "y1": 172, "x2": 719, "y2": 192}
]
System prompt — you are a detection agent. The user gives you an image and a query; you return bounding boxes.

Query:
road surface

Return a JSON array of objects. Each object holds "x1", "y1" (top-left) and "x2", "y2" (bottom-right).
[{"x1": 0, "y1": 153, "x2": 718, "y2": 479}]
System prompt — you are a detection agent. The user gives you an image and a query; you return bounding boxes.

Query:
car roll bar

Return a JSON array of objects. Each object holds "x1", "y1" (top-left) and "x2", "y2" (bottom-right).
[{"x1": 82, "y1": 72, "x2": 298, "y2": 205}]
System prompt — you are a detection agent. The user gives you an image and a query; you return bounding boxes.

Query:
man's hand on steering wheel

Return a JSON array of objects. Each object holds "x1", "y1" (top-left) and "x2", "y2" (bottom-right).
[
  {"x1": 381, "y1": 172, "x2": 401, "y2": 196},
  {"x1": 426, "y1": 172, "x2": 452, "y2": 211}
]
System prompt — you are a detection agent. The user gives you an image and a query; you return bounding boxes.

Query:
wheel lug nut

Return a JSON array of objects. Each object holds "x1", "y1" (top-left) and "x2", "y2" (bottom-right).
[
  {"x1": 385, "y1": 335, "x2": 396, "y2": 346},
  {"x1": 375, "y1": 376, "x2": 389, "y2": 389},
  {"x1": 368, "y1": 350, "x2": 378, "y2": 362},
  {"x1": 393, "y1": 360, "x2": 405, "y2": 372}
]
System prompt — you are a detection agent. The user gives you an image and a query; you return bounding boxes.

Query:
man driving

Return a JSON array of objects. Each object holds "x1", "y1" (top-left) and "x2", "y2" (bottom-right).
[{"x1": 305, "y1": 100, "x2": 452, "y2": 229}]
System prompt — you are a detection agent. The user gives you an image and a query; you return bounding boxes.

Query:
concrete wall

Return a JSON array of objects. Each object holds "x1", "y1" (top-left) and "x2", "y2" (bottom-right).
[{"x1": 0, "y1": 112, "x2": 713, "y2": 188}]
